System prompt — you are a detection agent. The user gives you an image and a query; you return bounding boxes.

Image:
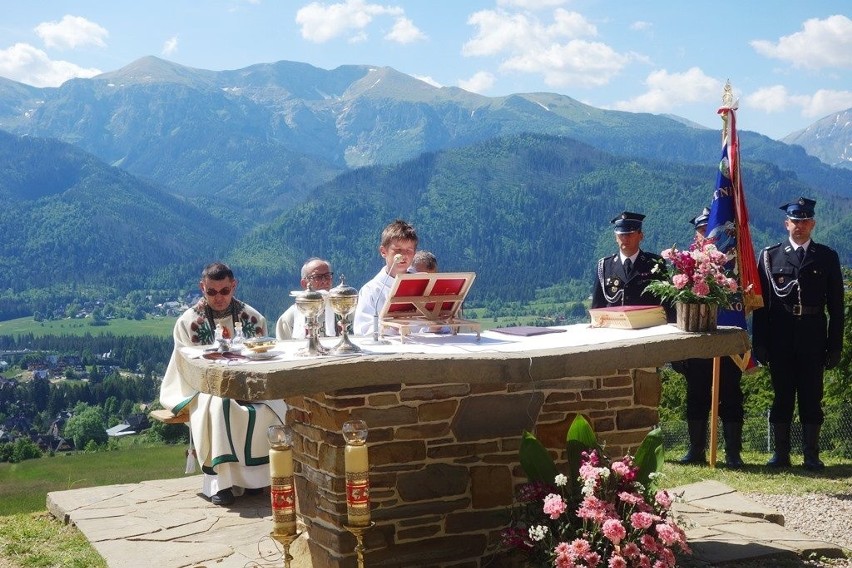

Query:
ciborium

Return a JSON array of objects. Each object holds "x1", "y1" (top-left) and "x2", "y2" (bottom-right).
[
  {"x1": 328, "y1": 275, "x2": 361, "y2": 354},
  {"x1": 295, "y1": 284, "x2": 329, "y2": 356}
]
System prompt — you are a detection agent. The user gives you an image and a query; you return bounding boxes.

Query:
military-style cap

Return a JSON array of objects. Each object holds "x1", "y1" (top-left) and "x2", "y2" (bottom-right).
[
  {"x1": 690, "y1": 207, "x2": 711, "y2": 229},
  {"x1": 611, "y1": 211, "x2": 645, "y2": 234},
  {"x1": 780, "y1": 197, "x2": 816, "y2": 220}
]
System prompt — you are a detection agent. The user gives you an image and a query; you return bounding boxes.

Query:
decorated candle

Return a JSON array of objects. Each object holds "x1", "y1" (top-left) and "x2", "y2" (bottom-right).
[
  {"x1": 342, "y1": 420, "x2": 370, "y2": 527},
  {"x1": 267, "y1": 425, "x2": 297, "y2": 536}
]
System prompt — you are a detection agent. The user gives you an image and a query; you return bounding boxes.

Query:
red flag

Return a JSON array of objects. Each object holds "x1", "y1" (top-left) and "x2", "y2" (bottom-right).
[{"x1": 716, "y1": 104, "x2": 763, "y2": 313}]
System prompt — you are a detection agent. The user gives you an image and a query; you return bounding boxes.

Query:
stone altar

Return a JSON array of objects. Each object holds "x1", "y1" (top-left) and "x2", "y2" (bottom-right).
[{"x1": 177, "y1": 324, "x2": 749, "y2": 567}]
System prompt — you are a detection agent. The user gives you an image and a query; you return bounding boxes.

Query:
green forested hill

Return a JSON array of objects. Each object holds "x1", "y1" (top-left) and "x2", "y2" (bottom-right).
[
  {"x1": 0, "y1": 131, "x2": 235, "y2": 318},
  {"x1": 236, "y1": 133, "x2": 852, "y2": 309}
]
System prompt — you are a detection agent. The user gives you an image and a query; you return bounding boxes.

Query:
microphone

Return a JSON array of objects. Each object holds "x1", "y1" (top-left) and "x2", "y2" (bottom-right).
[{"x1": 372, "y1": 253, "x2": 403, "y2": 342}]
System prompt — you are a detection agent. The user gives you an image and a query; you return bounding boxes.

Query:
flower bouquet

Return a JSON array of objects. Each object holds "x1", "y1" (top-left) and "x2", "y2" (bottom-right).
[
  {"x1": 644, "y1": 239, "x2": 739, "y2": 307},
  {"x1": 501, "y1": 415, "x2": 690, "y2": 567}
]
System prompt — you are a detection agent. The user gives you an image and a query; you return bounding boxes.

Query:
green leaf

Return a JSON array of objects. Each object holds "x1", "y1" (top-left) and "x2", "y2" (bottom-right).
[
  {"x1": 633, "y1": 427, "x2": 664, "y2": 492},
  {"x1": 565, "y1": 415, "x2": 601, "y2": 487},
  {"x1": 519, "y1": 430, "x2": 558, "y2": 483}
]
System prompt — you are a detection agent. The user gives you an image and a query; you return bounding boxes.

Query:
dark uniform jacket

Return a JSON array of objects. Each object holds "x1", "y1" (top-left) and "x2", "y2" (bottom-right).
[
  {"x1": 591, "y1": 250, "x2": 667, "y2": 309},
  {"x1": 752, "y1": 241, "x2": 844, "y2": 360}
]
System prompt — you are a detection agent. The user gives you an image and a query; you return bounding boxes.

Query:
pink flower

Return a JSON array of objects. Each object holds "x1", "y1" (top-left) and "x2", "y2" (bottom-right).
[
  {"x1": 672, "y1": 273, "x2": 690, "y2": 289},
  {"x1": 654, "y1": 490, "x2": 672, "y2": 508},
  {"x1": 618, "y1": 491, "x2": 644, "y2": 506},
  {"x1": 556, "y1": 554, "x2": 575, "y2": 568},
  {"x1": 585, "y1": 551, "x2": 602, "y2": 567},
  {"x1": 543, "y1": 493, "x2": 567, "y2": 519},
  {"x1": 622, "y1": 542, "x2": 640, "y2": 558},
  {"x1": 692, "y1": 279, "x2": 710, "y2": 296},
  {"x1": 630, "y1": 511, "x2": 654, "y2": 530},
  {"x1": 602, "y1": 519, "x2": 626, "y2": 544},
  {"x1": 569, "y1": 538, "x2": 591, "y2": 558},
  {"x1": 608, "y1": 555, "x2": 627, "y2": 568},
  {"x1": 655, "y1": 522, "x2": 679, "y2": 546},
  {"x1": 610, "y1": 460, "x2": 630, "y2": 477}
]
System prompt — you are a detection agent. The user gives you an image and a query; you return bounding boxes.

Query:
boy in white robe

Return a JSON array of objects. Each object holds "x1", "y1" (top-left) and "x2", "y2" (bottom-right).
[
  {"x1": 353, "y1": 219, "x2": 418, "y2": 336},
  {"x1": 159, "y1": 262, "x2": 287, "y2": 506}
]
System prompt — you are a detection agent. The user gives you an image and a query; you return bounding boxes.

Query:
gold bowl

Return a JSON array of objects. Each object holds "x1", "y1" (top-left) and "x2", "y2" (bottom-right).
[{"x1": 242, "y1": 336, "x2": 277, "y2": 353}]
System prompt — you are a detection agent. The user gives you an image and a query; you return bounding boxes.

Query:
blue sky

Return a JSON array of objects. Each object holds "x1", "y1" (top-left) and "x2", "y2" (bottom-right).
[{"x1": 1, "y1": 0, "x2": 850, "y2": 140}]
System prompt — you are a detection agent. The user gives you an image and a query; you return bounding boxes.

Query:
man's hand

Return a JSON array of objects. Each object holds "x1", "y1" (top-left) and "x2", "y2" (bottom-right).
[
  {"x1": 752, "y1": 345, "x2": 769, "y2": 366},
  {"x1": 825, "y1": 350, "x2": 841, "y2": 370}
]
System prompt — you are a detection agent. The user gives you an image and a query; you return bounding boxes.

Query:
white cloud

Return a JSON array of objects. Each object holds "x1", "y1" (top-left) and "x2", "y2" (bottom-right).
[
  {"x1": 162, "y1": 35, "x2": 179, "y2": 57},
  {"x1": 385, "y1": 17, "x2": 426, "y2": 44},
  {"x1": 462, "y1": 8, "x2": 629, "y2": 88},
  {"x1": 497, "y1": 0, "x2": 568, "y2": 9},
  {"x1": 745, "y1": 85, "x2": 852, "y2": 119},
  {"x1": 0, "y1": 43, "x2": 101, "y2": 87},
  {"x1": 751, "y1": 15, "x2": 852, "y2": 69},
  {"x1": 630, "y1": 21, "x2": 652, "y2": 32},
  {"x1": 458, "y1": 71, "x2": 495, "y2": 93},
  {"x1": 295, "y1": 0, "x2": 413, "y2": 44},
  {"x1": 612, "y1": 67, "x2": 722, "y2": 113},
  {"x1": 34, "y1": 15, "x2": 108, "y2": 50}
]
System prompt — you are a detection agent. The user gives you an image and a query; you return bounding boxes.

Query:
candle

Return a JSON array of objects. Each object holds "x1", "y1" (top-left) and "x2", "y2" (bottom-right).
[
  {"x1": 268, "y1": 425, "x2": 297, "y2": 536},
  {"x1": 343, "y1": 420, "x2": 370, "y2": 527}
]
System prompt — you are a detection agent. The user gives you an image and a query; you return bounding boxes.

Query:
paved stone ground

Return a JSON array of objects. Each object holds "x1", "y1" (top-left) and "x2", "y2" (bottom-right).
[{"x1": 46, "y1": 476, "x2": 847, "y2": 568}]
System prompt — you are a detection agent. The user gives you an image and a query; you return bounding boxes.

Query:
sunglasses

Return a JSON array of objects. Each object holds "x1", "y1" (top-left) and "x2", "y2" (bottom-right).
[{"x1": 204, "y1": 286, "x2": 232, "y2": 297}]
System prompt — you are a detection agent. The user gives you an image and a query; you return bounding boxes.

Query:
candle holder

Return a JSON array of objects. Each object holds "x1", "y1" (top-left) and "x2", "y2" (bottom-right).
[
  {"x1": 344, "y1": 521, "x2": 375, "y2": 568},
  {"x1": 269, "y1": 530, "x2": 302, "y2": 568}
]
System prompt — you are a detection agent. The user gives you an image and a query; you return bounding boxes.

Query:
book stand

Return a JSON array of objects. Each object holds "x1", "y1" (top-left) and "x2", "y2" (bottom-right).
[{"x1": 379, "y1": 272, "x2": 480, "y2": 342}]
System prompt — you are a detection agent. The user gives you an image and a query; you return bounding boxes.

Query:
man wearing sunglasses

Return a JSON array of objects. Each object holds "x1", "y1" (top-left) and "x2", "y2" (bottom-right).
[
  {"x1": 159, "y1": 261, "x2": 287, "y2": 505},
  {"x1": 276, "y1": 257, "x2": 338, "y2": 340}
]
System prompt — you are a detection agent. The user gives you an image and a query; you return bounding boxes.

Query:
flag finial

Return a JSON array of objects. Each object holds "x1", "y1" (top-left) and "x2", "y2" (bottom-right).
[{"x1": 721, "y1": 80, "x2": 734, "y2": 108}]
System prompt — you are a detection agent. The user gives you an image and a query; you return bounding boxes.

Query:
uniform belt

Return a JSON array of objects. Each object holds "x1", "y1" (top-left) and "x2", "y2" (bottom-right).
[{"x1": 782, "y1": 304, "x2": 823, "y2": 316}]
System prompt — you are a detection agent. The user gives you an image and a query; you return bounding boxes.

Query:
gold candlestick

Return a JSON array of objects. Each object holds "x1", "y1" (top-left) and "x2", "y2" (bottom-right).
[
  {"x1": 269, "y1": 531, "x2": 301, "y2": 568},
  {"x1": 344, "y1": 521, "x2": 375, "y2": 568}
]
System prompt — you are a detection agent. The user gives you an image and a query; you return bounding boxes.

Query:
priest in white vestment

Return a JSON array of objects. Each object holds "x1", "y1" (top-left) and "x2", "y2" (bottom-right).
[
  {"x1": 276, "y1": 258, "x2": 337, "y2": 340},
  {"x1": 159, "y1": 262, "x2": 287, "y2": 506}
]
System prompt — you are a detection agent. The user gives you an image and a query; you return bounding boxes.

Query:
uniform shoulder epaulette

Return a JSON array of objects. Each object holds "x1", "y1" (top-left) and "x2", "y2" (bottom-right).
[{"x1": 764, "y1": 243, "x2": 782, "y2": 252}]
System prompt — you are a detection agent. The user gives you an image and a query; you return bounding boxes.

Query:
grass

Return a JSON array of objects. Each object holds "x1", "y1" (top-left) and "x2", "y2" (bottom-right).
[
  {"x1": 0, "y1": 315, "x2": 176, "y2": 339},
  {"x1": 0, "y1": 446, "x2": 849, "y2": 567}
]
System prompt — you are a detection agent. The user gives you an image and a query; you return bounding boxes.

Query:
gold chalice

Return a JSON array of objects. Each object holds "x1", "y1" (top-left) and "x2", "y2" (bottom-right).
[
  {"x1": 295, "y1": 284, "x2": 328, "y2": 356},
  {"x1": 328, "y1": 275, "x2": 361, "y2": 354}
]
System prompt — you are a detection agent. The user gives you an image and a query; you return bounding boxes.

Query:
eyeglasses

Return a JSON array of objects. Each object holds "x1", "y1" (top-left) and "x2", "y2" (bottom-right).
[
  {"x1": 204, "y1": 286, "x2": 232, "y2": 297},
  {"x1": 307, "y1": 272, "x2": 334, "y2": 282},
  {"x1": 788, "y1": 218, "x2": 813, "y2": 224}
]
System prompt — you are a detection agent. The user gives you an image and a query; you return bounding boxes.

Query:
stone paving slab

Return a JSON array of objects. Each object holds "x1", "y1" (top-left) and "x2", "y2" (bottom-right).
[{"x1": 46, "y1": 477, "x2": 847, "y2": 568}]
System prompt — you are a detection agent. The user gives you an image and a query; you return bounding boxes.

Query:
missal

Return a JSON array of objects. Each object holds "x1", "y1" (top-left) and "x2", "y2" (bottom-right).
[{"x1": 588, "y1": 305, "x2": 667, "y2": 330}]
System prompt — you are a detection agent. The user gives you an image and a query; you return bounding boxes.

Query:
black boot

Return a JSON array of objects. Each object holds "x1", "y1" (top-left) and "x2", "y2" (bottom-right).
[
  {"x1": 767, "y1": 423, "x2": 791, "y2": 467},
  {"x1": 679, "y1": 421, "x2": 707, "y2": 464},
  {"x1": 723, "y1": 422, "x2": 744, "y2": 468},
  {"x1": 802, "y1": 424, "x2": 825, "y2": 471}
]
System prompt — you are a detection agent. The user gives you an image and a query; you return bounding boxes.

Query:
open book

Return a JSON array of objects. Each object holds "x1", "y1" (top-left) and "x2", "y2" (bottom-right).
[
  {"x1": 588, "y1": 305, "x2": 667, "y2": 330},
  {"x1": 380, "y1": 272, "x2": 480, "y2": 340}
]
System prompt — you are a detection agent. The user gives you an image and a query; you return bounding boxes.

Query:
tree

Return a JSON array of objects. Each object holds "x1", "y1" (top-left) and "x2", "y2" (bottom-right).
[
  {"x1": 64, "y1": 405, "x2": 108, "y2": 449},
  {"x1": 10, "y1": 438, "x2": 42, "y2": 463}
]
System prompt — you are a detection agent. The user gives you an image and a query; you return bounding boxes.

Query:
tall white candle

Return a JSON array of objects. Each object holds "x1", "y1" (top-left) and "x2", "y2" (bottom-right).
[
  {"x1": 343, "y1": 420, "x2": 370, "y2": 527},
  {"x1": 268, "y1": 426, "x2": 296, "y2": 536}
]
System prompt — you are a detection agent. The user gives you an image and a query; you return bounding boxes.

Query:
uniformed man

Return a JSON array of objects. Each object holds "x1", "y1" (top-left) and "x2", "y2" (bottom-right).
[
  {"x1": 591, "y1": 211, "x2": 668, "y2": 309},
  {"x1": 677, "y1": 207, "x2": 745, "y2": 467},
  {"x1": 752, "y1": 197, "x2": 844, "y2": 470}
]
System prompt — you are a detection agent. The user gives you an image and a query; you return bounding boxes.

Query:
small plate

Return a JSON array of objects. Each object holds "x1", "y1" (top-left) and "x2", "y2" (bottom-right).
[{"x1": 243, "y1": 350, "x2": 279, "y2": 361}]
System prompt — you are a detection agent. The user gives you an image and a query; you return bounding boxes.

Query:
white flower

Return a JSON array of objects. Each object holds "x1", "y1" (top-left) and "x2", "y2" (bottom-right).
[
  {"x1": 528, "y1": 525, "x2": 548, "y2": 541},
  {"x1": 554, "y1": 473, "x2": 568, "y2": 487},
  {"x1": 393, "y1": 253, "x2": 403, "y2": 264}
]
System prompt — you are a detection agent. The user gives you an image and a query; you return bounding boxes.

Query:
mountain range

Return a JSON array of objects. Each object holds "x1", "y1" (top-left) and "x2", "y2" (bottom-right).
[{"x1": 0, "y1": 56, "x2": 849, "y2": 319}]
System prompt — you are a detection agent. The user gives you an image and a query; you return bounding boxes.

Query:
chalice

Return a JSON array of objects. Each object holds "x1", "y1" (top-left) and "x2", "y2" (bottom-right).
[
  {"x1": 328, "y1": 275, "x2": 361, "y2": 354},
  {"x1": 295, "y1": 284, "x2": 329, "y2": 356}
]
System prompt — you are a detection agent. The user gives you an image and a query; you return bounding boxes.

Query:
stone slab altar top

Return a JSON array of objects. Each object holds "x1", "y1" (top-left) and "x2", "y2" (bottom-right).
[{"x1": 176, "y1": 324, "x2": 749, "y2": 401}]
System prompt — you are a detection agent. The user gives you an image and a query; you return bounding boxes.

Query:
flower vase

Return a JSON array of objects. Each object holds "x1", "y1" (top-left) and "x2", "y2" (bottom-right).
[{"x1": 675, "y1": 302, "x2": 718, "y2": 332}]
